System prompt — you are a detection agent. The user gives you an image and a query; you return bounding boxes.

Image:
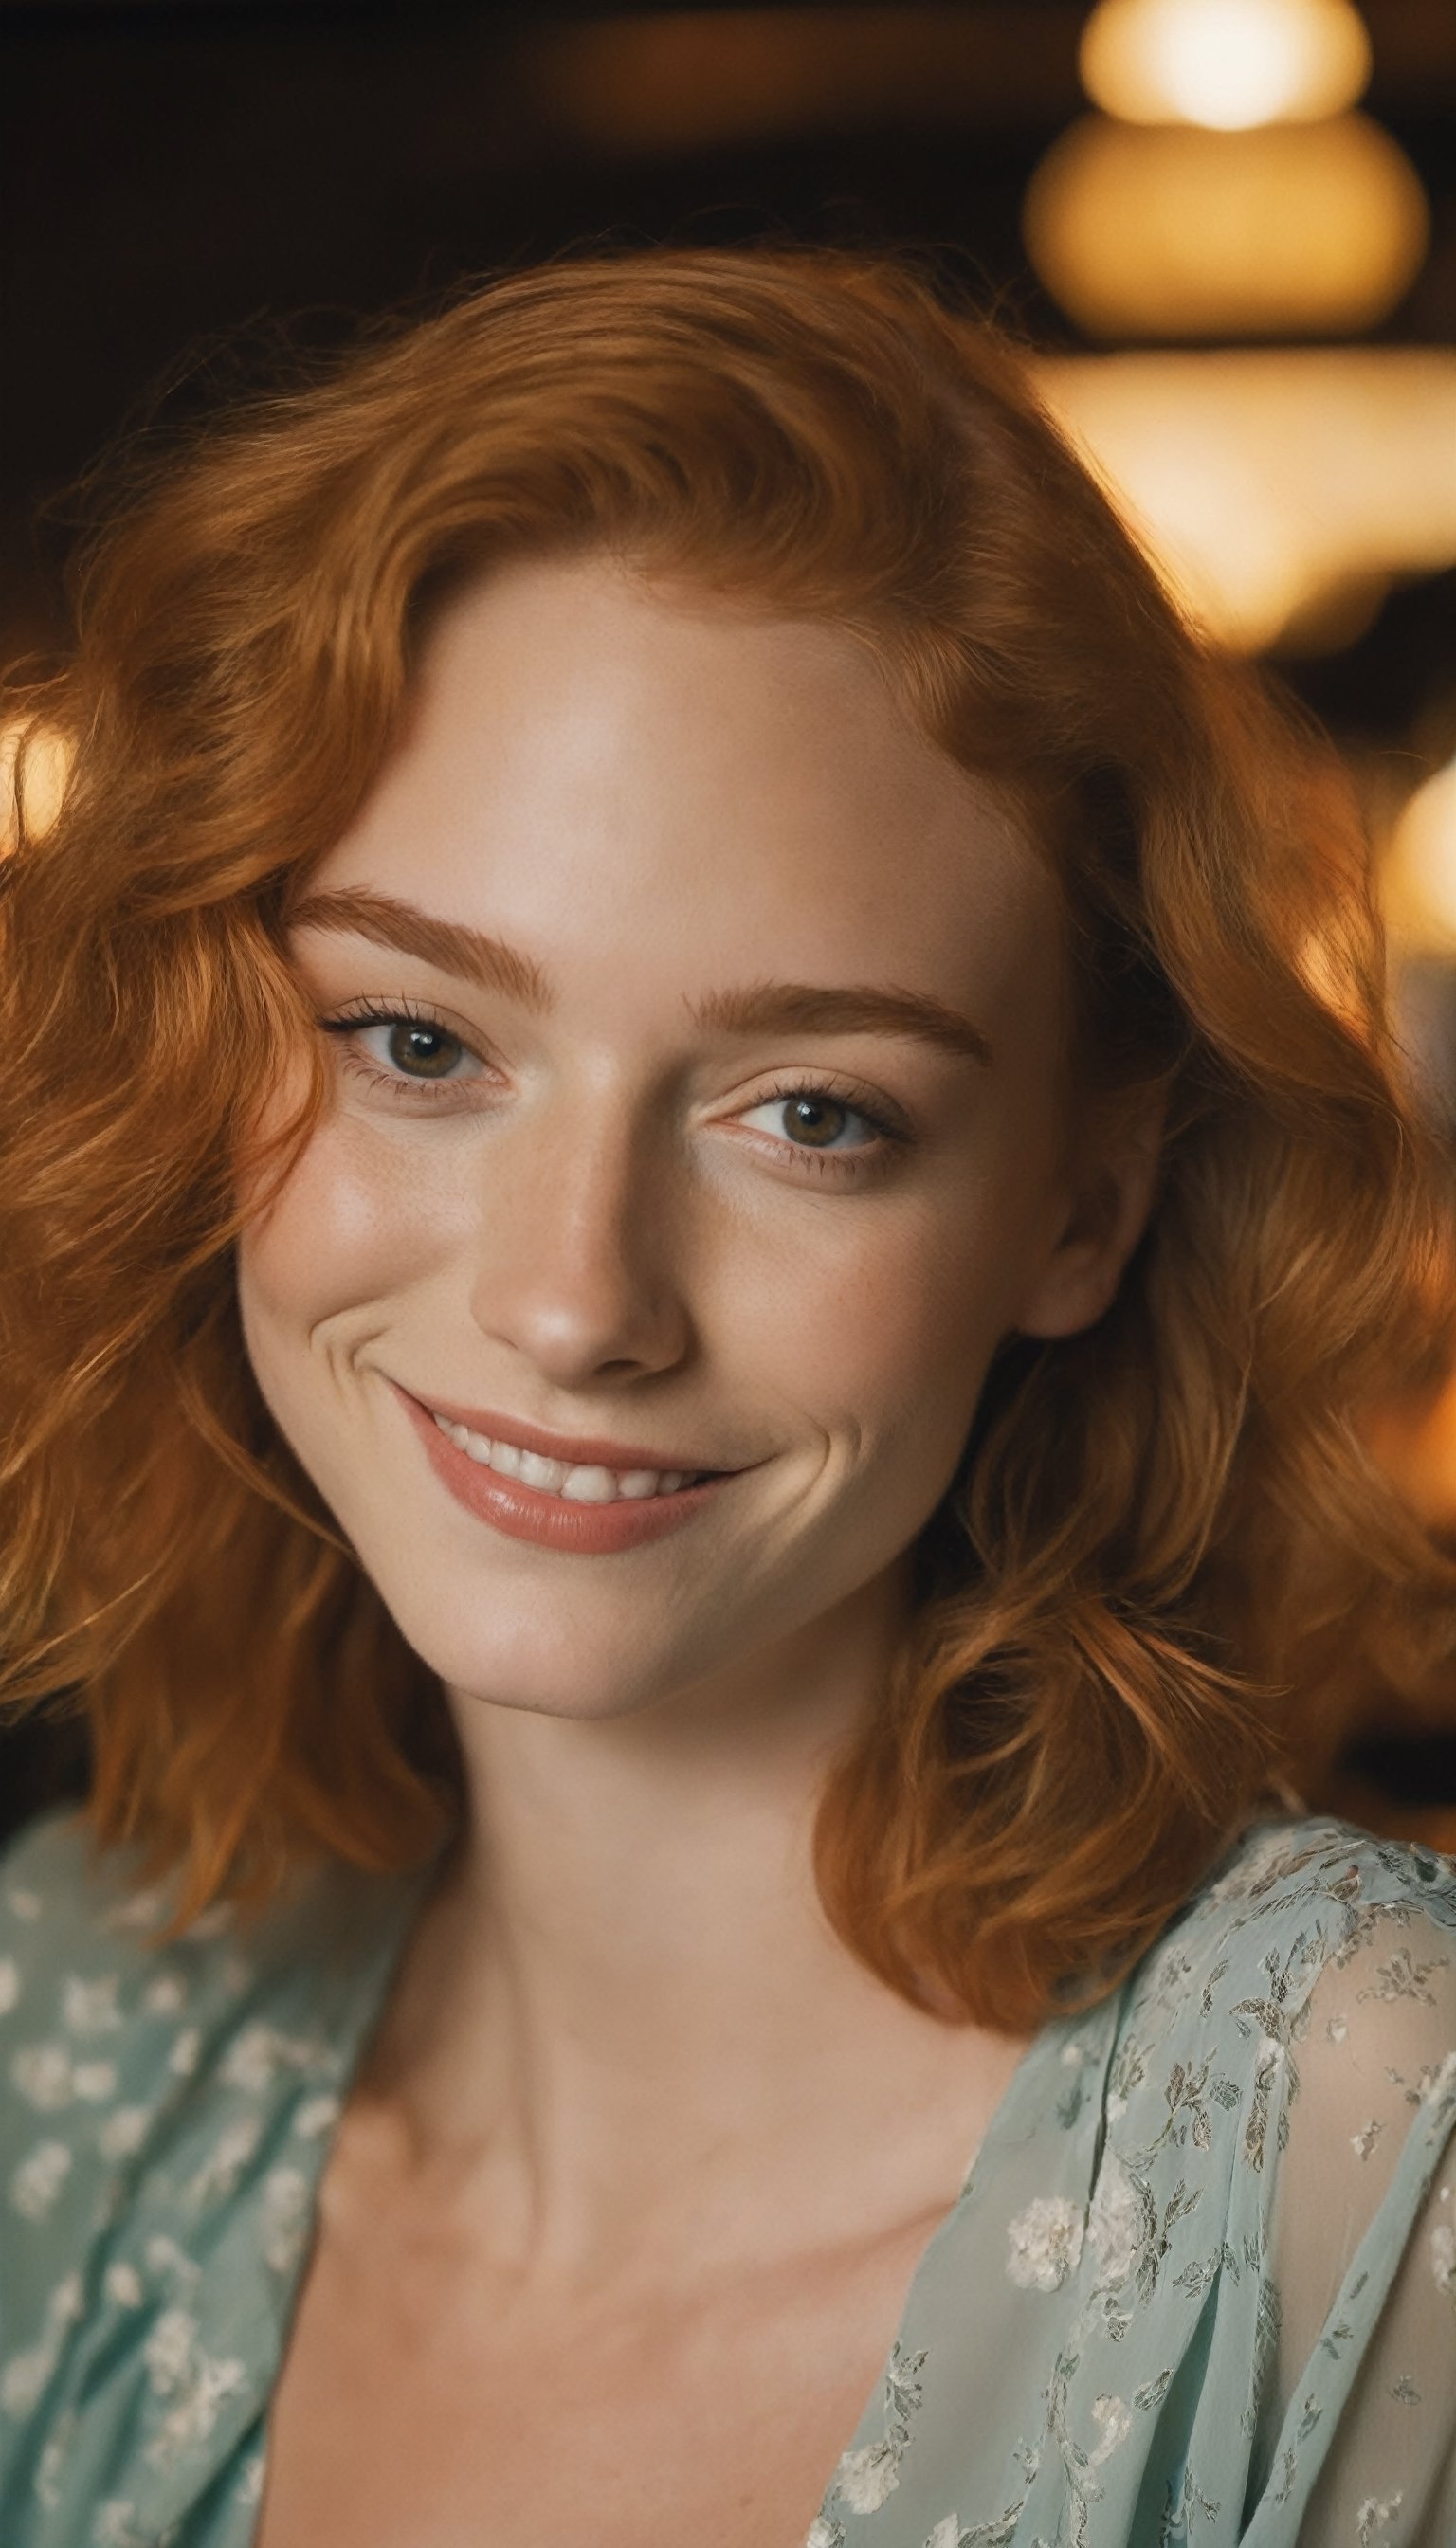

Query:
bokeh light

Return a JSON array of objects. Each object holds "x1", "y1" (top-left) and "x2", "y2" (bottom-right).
[
  {"x1": 1033, "y1": 350, "x2": 1456, "y2": 655},
  {"x1": 0, "y1": 721, "x2": 70, "y2": 851},
  {"x1": 1387, "y1": 758, "x2": 1456, "y2": 953},
  {"x1": 1079, "y1": 0, "x2": 1373, "y2": 130},
  {"x1": 1024, "y1": 111, "x2": 1429, "y2": 339}
]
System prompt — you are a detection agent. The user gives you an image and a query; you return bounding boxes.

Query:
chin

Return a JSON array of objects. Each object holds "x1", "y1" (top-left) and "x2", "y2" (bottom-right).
[{"x1": 364, "y1": 1574, "x2": 689, "y2": 1722}]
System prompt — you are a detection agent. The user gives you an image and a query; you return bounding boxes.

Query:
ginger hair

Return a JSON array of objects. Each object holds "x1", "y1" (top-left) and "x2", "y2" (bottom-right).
[{"x1": 4, "y1": 246, "x2": 1454, "y2": 2028}]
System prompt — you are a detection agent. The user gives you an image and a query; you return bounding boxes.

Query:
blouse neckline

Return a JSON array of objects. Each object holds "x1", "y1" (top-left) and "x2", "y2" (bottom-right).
[
  {"x1": 132, "y1": 1804, "x2": 1276, "y2": 2540},
  {"x1": 246, "y1": 1843, "x2": 1115, "y2": 2540}
]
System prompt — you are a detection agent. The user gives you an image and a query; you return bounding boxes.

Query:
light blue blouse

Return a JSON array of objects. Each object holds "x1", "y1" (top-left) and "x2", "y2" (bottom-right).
[{"x1": 2, "y1": 1802, "x2": 1455, "y2": 2546}]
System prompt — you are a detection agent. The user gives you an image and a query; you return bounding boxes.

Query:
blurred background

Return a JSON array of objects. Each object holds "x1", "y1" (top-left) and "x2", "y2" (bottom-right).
[{"x1": 4, "y1": 0, "x2": 1456, "y2": 1847}]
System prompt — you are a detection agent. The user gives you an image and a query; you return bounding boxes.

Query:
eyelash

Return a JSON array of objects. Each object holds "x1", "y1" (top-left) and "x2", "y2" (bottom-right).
[{"x1": 316, "y1": 997, "x2": 912, "y2": 1181}]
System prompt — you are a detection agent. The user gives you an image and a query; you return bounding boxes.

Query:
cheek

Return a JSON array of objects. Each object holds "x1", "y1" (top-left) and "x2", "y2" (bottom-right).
[
  {"x1": 761, "y1": 1175, "x2": 1041, "y2": 1473},
  {"x1": 236, "y1": 1115, "x2": 463, "y2": 1360}
]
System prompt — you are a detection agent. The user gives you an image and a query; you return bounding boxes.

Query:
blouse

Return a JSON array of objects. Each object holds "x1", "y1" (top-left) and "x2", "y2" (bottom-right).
[{"x1": 2, "y1": 1800, "x2": 1455, "y2": 2546}]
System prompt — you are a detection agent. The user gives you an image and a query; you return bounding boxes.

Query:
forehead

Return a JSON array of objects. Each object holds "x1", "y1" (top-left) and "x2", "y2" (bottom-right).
[{"x1": 306, "y1": 554, "x2": 1065, "y2": 1034}]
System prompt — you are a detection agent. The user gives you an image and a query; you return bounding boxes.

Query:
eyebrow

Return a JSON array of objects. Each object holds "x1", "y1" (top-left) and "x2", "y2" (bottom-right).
[{"x1": 287, "y1": 885, "x2": 995, "y2": 1067}]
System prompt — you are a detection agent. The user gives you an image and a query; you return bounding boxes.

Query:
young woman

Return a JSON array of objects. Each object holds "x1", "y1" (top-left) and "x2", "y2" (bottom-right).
[{"x1": 3, "y1": 246, "x2": 1456, "y2": 2548}]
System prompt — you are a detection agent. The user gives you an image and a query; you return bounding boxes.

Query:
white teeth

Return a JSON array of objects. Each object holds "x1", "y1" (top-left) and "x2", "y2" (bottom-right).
[{"x1": 429, "y1": 1412, "x2": 701, "y2": 1502}]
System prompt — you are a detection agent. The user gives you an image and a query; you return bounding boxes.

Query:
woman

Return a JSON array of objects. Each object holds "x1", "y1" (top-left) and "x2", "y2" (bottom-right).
[{"x1": 3, "y1": 246, "x2": 1456, "y2": 2548}]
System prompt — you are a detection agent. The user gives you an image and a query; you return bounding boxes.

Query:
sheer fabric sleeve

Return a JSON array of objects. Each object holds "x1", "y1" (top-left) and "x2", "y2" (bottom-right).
[{"x1": 1245, "y1": 1895, "x2": 1456, "y2": 2543}]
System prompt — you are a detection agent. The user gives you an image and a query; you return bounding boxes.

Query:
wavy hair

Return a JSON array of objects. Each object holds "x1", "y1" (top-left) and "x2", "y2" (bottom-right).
[{"x1": 4, "y1": 246, "x2": 1455, "y2": 2029}]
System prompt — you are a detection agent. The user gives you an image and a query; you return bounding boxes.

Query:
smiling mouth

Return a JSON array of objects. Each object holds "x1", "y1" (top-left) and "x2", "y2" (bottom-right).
[{"x1": 427, "y1": 1412, "x2": 715, "y2": 1503}]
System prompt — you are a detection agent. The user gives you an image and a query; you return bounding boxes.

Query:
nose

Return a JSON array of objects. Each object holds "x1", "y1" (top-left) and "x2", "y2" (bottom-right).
[{"x1": 464, "y1": 1083, "x2": 693, "y2": 1388}]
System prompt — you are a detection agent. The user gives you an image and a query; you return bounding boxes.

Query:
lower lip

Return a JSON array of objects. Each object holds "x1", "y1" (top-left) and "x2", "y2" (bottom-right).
[{"x1": 394, "y1": 1387, "x2": 737, "y2": 1554}]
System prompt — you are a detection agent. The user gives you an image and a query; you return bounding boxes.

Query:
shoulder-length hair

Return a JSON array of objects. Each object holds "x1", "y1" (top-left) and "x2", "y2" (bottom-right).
[{"x1": 4, "y1": 246, "x2": 1454, "y2": 2029}]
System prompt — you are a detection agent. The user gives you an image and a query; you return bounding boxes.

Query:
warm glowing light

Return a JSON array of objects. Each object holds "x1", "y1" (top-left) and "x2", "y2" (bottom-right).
[
  {"x1": 1024, "y1": 113, "x2": 1429, "y2": 340},
  {"x1": 1388, "y1": 761, "x2": 1456, "y2": 952},
  {"x1": 1032, "y1": 350, "x2": 1456, "y2": 655},
  {"x1": 1079, "y1": 0, "x2": 1372, "y2": 130},
  {"x1": 0, "y1": 720, "x2": 69, "y2": 850}
]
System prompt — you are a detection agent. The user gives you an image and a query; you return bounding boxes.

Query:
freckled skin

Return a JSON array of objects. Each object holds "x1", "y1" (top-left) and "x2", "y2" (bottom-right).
[
  {"x1": 238, "y1": 554, "x2": 1151, "y2": 1737},
  {"x1": 240, "y1": 555, "x2": 1167, "y2": 2548}
]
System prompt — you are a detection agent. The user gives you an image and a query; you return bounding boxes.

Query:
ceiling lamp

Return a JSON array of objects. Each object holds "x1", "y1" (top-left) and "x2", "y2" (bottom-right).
[
  {"x1": 1079, "y1": 0, "x2": 1372, "y2": 130},
  {"x1": 1024, "y1": 0, "x2": 1429, "y2": 341},
  {"x1": 1024, "y1": 113, "x2": 1429, "y2": 340}
]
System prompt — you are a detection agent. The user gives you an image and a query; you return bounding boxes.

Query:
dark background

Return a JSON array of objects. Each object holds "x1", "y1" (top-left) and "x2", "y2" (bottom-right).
[
  {"x1": 6, "y1": 0, "x2": 1456, "y2": 750},
  {"x1": 4, "y1": 0, "x2": 1456, "y2": 1842}
]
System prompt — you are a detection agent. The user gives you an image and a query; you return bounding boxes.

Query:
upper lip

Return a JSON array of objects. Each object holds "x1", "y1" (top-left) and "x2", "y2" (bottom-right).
[{"x1": 400, "y1": 1385, "x2": 739, "y2": 1475}]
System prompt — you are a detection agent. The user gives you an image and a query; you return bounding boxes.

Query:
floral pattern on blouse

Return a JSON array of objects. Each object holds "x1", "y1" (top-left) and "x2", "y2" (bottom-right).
[{"x1": 2, "y1": 1805, "x2": 1455, "y2": 2545}]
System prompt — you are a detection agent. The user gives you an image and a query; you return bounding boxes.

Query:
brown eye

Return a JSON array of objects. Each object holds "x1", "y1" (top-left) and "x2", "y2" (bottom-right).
[
  {"x1": 387, "y1": 1020, "x2": 463, "y2": 1079},
  {"x1": 781, "y1": 1094, "x2": 849, "y2": 1148},
  {"x1": 318, "y1": 1005, "x2": 487, "y2": 1097},
  {"x1": 737, "y1": 1081, "x2": 901, "y2": 1174}
]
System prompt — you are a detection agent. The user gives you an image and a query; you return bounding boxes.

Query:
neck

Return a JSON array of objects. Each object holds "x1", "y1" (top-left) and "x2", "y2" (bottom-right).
[{"x1": 349, "y1": 1568, "x2": 1028, "y2": 2285}]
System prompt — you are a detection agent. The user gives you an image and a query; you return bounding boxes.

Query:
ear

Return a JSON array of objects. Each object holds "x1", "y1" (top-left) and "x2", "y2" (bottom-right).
[{"x1": 1012, "y1": 1080, "x2": 1169, "y2": 1341}]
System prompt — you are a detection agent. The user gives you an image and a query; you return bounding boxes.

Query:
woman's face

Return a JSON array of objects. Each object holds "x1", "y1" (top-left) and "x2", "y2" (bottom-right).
[{"x1": 238, "y1": 554, "x2": 1153, "y2": 1729}]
